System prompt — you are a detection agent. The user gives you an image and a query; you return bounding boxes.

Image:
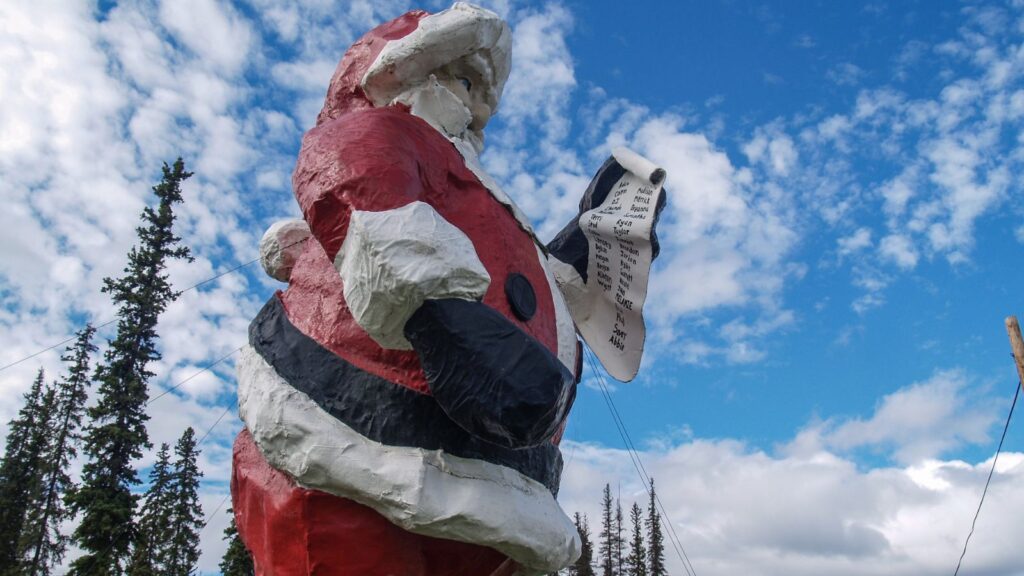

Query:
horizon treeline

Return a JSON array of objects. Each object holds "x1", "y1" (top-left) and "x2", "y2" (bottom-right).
[
  {"x1": 0, "y1": 159, "x2": 254, "y2": 575},
  {"x1": 0, "y1": 156, "x2": 674, "y2": 575},
  {"x1": 554, "y1": 479, "x2": 669, "y2": 576}
]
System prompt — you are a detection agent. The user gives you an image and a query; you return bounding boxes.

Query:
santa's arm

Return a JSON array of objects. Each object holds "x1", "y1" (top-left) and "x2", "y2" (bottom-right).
[{"x1": 291, "y1": 111, "x2": 491, "y2": 350}]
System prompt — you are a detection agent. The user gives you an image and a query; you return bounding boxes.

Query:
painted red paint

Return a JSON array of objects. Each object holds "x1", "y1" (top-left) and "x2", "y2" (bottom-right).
[
  {"x1": 284, "y1": 106, "x2": 560, "y2": 394},
  {"x1": 316, "y1": 10, "x2": 428, "y2": 126},
  {"x1": 231, "y1": 430, "x2": 511, "y2": 576},
  {"x1": 235, "y1": 6, "x2": 574, "y2": 573}
]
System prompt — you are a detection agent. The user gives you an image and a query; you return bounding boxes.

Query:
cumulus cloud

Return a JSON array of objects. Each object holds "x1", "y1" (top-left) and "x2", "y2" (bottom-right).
[
  {"x1": 464, "y1": 3, "x2": 799, "y2": 364},
  {"x1": 738, "y1": 3, "x2": 1024, "y2": 313},
  {"x1": 788, "y1": 369, "x2": 997, "y2": 464},
  {"x1": 838, "y1": 227, "x2": 873, "y2": 257},
  {"x1": 560, "y1": 438, "x2": 1024, "y2": 576},
  {"x1": 827, "y1": 62, "x2": 866, "y2": 87},
  {"x1": 743, "y1": 127, "x2": 798, "y2": 177},
  {"x1": 3, "y1": 0, "x2": 1023, "y2": 571},
  {"x1": 879, "y1": 234, "x2": 919, "y2": 269},
  {"x1": 0, "y1": 0, "x2": 412, "y2": 570},
  {"x1": 560, "y1": 368, "x2": 1019, "y2": 576}
]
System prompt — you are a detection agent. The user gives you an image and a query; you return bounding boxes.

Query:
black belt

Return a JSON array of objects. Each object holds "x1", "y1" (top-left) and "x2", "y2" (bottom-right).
[{"x1": 248, "y1": 296, "x2": 563, "y2": 494}]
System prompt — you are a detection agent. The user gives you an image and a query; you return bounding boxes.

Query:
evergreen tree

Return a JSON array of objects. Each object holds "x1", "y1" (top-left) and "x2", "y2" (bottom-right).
[
  {"x1": 164, "y1": 427, "x2": 203, "y2": 576},
  {"x1": 598, "y1": 484, "x2": 614, "y2": 576},
  {"x1": 614, "y1": 497, "x2": 624, "y2": 575},
  {"x1": 645, "y1": 479, "x2": 666, "y2": 576},
  {"x1": 24, "y1": 326, "x2": 97, "y2": 575},
  {"x1": 68, "y1": 159, "x2": 193, "y2": 575},
  {"x1": 219, "y1": 510, "x2": 254, "y2": 576},
  {"x1": 126, "y1": 444, "x2": 174, "y2": 576},
  {"x1": 571, "y1": 513, "x2": 595, "y2": 576},
  {"x1": 625, "y1": 503, "x2": 647, "y2": 576},
  {"x1": 0, "y1": 369, "x2": 56, "y2": 573}
]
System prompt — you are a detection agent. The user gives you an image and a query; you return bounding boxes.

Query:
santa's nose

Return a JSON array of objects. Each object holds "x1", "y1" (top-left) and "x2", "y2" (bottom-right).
[
  {"x1": 469, "y1": 101, "x2": 491, "y2": 131},
  {"x1": 404, "y1": 298, "x2": 576, "y2": 449}
]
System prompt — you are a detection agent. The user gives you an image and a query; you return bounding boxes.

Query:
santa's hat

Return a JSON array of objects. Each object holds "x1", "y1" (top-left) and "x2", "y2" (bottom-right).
[{"x1": 316, "y1": 3, "x2": 511, "y2": 125}]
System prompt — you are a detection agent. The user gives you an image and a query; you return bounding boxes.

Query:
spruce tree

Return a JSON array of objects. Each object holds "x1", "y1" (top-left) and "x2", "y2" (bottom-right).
[
  {"x1": 598, "y1": 484, "x2": 614, "y2": 576},
  {"x1": 68, "y1": 159, "x2": 193, "y2": 575},
  {"x1": 0, "y1": 369, "x2": 56, "y2": 573},
  {"x1": 571, "y1": 512, "x2": 595, "y2": 576},
  {"x1": 219, "y1": 510, "x2": 254, "y2": 576},
  {"x1": 625, "y1": 503, "x2": 647, "y2": 576},
  {"x1": 645, "y1": 479, "x2": 666, "y2": 576},
  {"x1": 126, "y1": 444, "x2": 174, "y2": 576},
  {"x1": 164, "y1": 427, "x2": 203, "y2": 576},
  {"x1": 24, "y1": 326, "x2": 97, "y2": 575},
  {"x1": 614, "y1": 497, "x2": 624, "y2": 575}
]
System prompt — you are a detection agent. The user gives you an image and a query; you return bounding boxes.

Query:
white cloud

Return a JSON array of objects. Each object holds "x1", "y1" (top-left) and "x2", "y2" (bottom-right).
[
  {"x1": 790, "y1": 369, "x2": 996, "y2": 464},
  {"x1": 827, "y1": 62, "x2": 865, "y2": 87},
  {"x1": 741, "y1": 3, "x2": 1024, "y2": 312},
  {"x1": 2, "y1": 0, "x2": 1023, "y2": 571},
  {"x1": 560, "y1": 437, "x2": 1024, "y2": 576},
  {"x1": 475, "y1": 4, "x2": 801, "y2": 363},
  {"x1": 743, "y1": 128, "x2": 798, "y2": 177},
  {"x1": 878, "y1": 168, "x2": 918, "y2": 220},
  {"x1": 560, "y1": 369, "x2": 1017, "y2": 576},
  {"x1": 158, "y1": 0, "x2": 253, "y2": 74},
  {"x1": 879, "y1": 233, "x2": 919, "y2": 269},
  {"x1": 838, "y1": 227, "x2": 872, "y2": 257}
]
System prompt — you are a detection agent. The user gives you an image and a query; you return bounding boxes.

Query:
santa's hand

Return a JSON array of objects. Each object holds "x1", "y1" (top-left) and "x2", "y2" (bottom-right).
[
  {"x1": 259, "y1": 219, "x2": 312, "y2": 282},
  {"x1": 335, "y1": 201, "x2": 491, "y2": 350},
  {"x1": 403, "y1": 298, "x2": 576, "y2": 449}
]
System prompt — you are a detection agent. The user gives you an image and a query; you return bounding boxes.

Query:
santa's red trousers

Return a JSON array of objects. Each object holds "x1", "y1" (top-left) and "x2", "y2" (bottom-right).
[{"x1": 231, "y1": 430, "x2": 513, "y2": 576}]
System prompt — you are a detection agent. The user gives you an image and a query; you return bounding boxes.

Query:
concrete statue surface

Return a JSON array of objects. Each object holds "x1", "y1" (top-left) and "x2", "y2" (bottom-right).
[{"x1": 233, "y1": 3, "x2": 667, "y2": 574}]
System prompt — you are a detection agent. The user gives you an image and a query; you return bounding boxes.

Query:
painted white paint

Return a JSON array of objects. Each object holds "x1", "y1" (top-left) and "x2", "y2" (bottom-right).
[
  {"x1": 548, "y1": 148, "x2": 666, "y2": 381},
  {"x1": 613, "y1": 146, "x2": 666, "y2": 185},
  {"x1": 393, "y1": 78, "x2": 475, "y2": 143},
  {"x1": 259, "y1": 219, "x2": 311, "y2": 282},
  {"x1": 361, "y1": 3, "x2": 511, "y2": 114},
  {"x1": 334, "y1": 201, "x2": 491, "y2": 350},
  {"x1": 537, "y1": 245, "x2": 579, "y2": 372},
  {"x1": 237, "y1": 346, "x2": 581, "y2": 573},
  {"x1": 547, "y1": 256, "x2": 588, "y2": 321}
]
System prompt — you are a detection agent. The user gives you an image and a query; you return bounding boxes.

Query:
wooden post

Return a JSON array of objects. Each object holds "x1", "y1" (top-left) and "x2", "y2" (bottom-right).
[{"x1": 1005, "y1": 316, "x2": 1024, "y2": 389}]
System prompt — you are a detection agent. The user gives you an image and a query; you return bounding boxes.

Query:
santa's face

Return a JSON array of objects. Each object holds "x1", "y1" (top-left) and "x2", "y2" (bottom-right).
[{"x1": 433, "y1": 57, "x2": 494, "y2": 131}]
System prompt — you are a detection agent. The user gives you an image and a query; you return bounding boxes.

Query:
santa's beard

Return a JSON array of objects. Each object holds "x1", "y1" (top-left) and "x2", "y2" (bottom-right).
[{"x1": 393, "y1": 77, "x2": 485, "y2": 154}]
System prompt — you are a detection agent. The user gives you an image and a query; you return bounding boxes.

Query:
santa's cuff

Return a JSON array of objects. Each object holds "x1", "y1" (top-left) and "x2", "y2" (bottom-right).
[{"x1": 334, "y1": 201, "x2": 491, "y2": 350}]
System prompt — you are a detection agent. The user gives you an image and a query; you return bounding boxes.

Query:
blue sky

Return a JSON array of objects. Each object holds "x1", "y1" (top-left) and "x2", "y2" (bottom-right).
[{"x1": 2, "y1": 0, "x2": 1024, "y2": 574}]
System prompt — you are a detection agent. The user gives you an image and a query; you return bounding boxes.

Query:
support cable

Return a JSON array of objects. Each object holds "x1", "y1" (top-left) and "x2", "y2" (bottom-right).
[
  {"x1": 0, "y1": 237, "x2": 309, "y2": 374},
  {"x1": 82, "y1": 392, "x2": 240, "y2": 564},
  {"x1": 146, "y1": 346, "x2": 243, "y2": 406},
  {"x1": 584, "y1": 347, "x2": 698, "y2": 576},
  {"x1": 585, "y1": 349, "x2": 698, "y2": 576},
  {"x1": 952, "y1": 380, "x2": 1020, "y2": 576},
  {"x1": 198, "y1": 492, "x2": 233, "y2": 536},
  {"x1": 0, "y1": 319, "x2": 117, "y2": 373}
]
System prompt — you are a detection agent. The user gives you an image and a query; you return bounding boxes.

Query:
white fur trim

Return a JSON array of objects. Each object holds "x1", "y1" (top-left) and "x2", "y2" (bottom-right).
[
  {"x1": 547, "y1": 256, "x2": 589, "y2": 323},
  {"x1": 537, "y1": 246, "x2": 578, "y2": 372},
  {"x1": 259, "y1": 219, "x2": 311, "y2": 282},
  {"x1": 237, "y1": 346, "x2": 581, "y2": 573},
  {"x1": 393, "y1": 78, "x2": 473, "y2": 141},
  {"x1": 334, "y1": 201, "x2": 490, "y2": 350},
  {"x1": 362, "y1": 3, "x2": 512, "y2": 111}
]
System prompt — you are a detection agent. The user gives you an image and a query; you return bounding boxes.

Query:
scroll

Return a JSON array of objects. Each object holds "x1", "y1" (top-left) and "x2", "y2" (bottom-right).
[{"x1": 547, "y1": 147, "x2": 667, "y2": 382}]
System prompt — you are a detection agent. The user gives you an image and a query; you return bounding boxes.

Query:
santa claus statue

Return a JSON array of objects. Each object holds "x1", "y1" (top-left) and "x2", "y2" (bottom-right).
[{"x1": 233, "y1": 3, "x2": 667, "y2": 575}]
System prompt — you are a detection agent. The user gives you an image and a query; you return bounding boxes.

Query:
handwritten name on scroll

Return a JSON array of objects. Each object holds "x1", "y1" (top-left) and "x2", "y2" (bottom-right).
[{"x1": 577, "y1": 168, "x2": 661, "y2": 382}]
